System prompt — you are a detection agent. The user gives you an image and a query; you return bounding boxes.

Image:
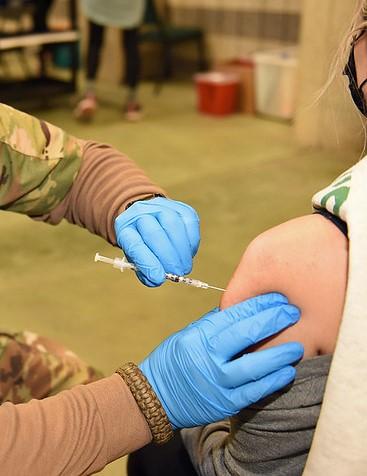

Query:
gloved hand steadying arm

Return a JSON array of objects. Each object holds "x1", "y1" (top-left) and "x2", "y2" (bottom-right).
[
  {"x1": 114, "y1": 197, "x2": 200, "y2": 287},
  {"x1": 140, "y1": 293, "x2": 304, "y2": 429}
]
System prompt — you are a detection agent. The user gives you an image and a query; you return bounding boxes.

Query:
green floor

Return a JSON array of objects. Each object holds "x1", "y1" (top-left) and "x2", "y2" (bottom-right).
[{"x1": 0, "y1": 83, "x2": 357, "y2": 475}]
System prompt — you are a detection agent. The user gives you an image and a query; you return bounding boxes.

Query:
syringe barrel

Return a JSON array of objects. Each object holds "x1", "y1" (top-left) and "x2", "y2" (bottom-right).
[
  {"x1": 113, "y1": 258, "x2": 137, "y2": 272},
  {"x1": 185, "y1": 278, "x2": 209, "y2": 289},
  {"x1": 165, "y1": 273, "x2": 180, "y2": 283},
  {"x1": 165, "y1": 274, "x2": 209, "y2": 289},
  {"x1": 95, "y1": 254, "x2": 223, "y2": 291}
]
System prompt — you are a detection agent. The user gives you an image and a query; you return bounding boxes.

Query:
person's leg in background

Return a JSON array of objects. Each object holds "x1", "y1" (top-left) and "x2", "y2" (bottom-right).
[
  {"x1": 122, "y1": 27, "x2": 143, "y2": 121},
  {"x1": 32, "y1": 0, "x2": 54, "y2": 32},
  {"x1": 32, "y1": 0, "x2": 54, "y2": 76},
  {"x1": 0, "y1": 331, "x2": 102, "y2": 403},
  {"x1": 74, "y1": 21, "x2": 105, "y2": 121}
]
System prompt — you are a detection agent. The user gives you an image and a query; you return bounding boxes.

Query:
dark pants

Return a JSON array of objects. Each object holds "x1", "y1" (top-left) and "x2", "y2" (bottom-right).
[
  {"x1": 33, "y1": 0, "x2": 54, "y2": 32},
  {"x1": 86, "y1": 21, "x2": 140, "y2": 89},
  {"x1": 127, "y1": 431, "x2": 198, "y2": 476}
]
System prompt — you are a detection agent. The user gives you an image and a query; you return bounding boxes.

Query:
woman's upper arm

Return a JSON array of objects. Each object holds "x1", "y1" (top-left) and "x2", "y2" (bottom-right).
[{"x1": 220, "y1": 214, "x2": 349, "y2": 357}]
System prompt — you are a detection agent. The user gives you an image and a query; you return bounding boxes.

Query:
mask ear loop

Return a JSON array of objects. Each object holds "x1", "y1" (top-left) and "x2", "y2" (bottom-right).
[
  {"x1": 359, "y1": 78, "x2": 367, "y2": 91},
  {"x1": 355, "y1": 29, "x2": 367, "y2": 114},
  {"x1": 345, "y1": 30, "x2": 367, "y2": 89},
  {"x1": 358, "y1": 79, "x2": 367, "y2": 115},
  {"x1": 343, "y1": 43, "x2": 367, "y2": 116}
]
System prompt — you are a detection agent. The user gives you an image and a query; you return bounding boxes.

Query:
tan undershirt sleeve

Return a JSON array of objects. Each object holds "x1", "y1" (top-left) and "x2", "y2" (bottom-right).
[
  {"x1": 0, "y1": 374, "x2": 151, "y2": 475},
  {"x1": 45, "y1": 140, "x2": 166, "y2": 244}
]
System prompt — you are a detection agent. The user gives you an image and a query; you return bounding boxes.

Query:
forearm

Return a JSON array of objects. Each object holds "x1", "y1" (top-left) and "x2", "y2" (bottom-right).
[
  {"x1": 0, "y1": 374, "x2": 151, "y2": 475},
  {"x1": 44, "y1": 140, "x2": 165, "y2": 244},
  {"x1": 0, "y1": 103, "x2": 165, "y2": 244}
]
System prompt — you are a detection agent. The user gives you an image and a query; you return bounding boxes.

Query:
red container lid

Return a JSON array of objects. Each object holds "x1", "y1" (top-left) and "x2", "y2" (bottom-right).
[
  {"x1": 227, "y1": 58, "x2": 254, "y2": 68},
  {"x1": 194, "y1": 72, "x2": 240, "y2": 85}
]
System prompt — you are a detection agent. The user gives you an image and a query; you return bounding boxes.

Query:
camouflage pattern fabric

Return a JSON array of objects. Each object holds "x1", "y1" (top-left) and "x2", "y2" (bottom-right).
[
  {"x1": 0, "y1": 331, "x2": 102, "y2": 404},
  {"x1": 0, "y1": 104, "x2": 96, "y2": 402},
  {"x1": 312, "y1": 164, "x2": 354, "y2": 221},
  {"x1": 0, "y1": 103, "x2": 82, "y2": 217}
]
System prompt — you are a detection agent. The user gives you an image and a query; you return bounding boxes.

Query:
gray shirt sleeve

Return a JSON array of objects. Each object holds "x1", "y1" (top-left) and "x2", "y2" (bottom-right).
[{"x1": 182, "y1": 355, "x2": 332, "y2": 476}]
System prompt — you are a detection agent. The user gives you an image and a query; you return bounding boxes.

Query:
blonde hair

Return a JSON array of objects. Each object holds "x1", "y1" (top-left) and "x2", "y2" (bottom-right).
[
  {"x1": 341, "y1": 1, "x2": 367, "y2": 67},
  {"x1": 326, "y1": 1, "x2": 367, "y2": 92},
  {"x1": 316, "y1": 0, "x2": 367, "y2": 153}
]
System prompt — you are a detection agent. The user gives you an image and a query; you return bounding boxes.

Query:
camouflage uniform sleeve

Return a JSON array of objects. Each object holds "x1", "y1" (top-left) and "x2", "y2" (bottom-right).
[{"x1": 0, "y1": 103, "x2": 82, "y2": 217}]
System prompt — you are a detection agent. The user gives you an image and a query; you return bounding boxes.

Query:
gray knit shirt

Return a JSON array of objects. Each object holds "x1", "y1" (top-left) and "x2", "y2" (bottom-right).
[{"x1": 182, "y1": 355, "x2": 331, "y2": 476}]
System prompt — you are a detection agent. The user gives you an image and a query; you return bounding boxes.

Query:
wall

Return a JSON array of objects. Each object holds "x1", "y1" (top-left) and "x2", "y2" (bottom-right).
[
  {"x1": 168, "y1": 0, "x2": 302, "y2": 61},
  {"x1": 69, "y1": 0, "x2": 303, "y2": 87},
  {"x1": 294, "y1": 0, "x2": 364, "y2": 150},
  {"x1": 53, "y1": 0, "x2": 365, "y2": 151},
  {"x1": 90, "y1": 0, "x2": 303, "y2": 82}
]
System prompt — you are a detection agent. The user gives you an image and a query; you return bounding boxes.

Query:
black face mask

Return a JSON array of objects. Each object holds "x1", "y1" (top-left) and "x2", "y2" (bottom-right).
[{"x1": 344, "y1": 33, "x2": 367, "y2": 117}]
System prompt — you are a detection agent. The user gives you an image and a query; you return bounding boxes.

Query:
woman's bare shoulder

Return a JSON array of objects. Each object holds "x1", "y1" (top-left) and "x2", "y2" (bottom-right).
[{"x1": 220, "y1": 214, "x2": 348, "y2": 358}]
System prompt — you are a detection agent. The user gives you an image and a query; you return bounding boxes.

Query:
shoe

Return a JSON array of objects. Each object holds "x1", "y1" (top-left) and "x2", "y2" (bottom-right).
[
  {"x1": 124, "y1": 101, "x2": 143, "y2": 122},
  {"x1": 74, "y1": 94, "x2": 97, "y2": 122}
]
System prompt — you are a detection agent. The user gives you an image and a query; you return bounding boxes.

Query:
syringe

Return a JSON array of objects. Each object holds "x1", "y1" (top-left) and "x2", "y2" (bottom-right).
[{"x1": 94, "y1": 253, "x2": 226, "y2": 292}]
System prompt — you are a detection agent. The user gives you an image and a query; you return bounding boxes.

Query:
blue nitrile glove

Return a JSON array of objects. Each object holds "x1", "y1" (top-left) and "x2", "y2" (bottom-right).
[
  {"x1": 114, "y1": 197, "x2": 200, "y2": 287},
  {"x1": 139, "y1": 293, "x2": 304, "y2": 429}
]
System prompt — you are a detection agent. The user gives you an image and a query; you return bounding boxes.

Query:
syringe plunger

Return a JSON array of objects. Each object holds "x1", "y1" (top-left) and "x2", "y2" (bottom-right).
[{"x1": 95, "y1": 252, "x2": 136, "y2": 272}]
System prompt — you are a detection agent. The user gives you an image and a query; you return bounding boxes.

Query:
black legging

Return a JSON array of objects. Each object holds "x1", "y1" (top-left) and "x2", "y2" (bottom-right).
[
  {"x1": 33, "y1": 0, "x2": 54, "y2": 32},
  {"x1": 127, "y1": 431, "x2": 197, "y2": 476},
  {"x1": 86, "y1": 21, "x2": 140, "y2": 89}
]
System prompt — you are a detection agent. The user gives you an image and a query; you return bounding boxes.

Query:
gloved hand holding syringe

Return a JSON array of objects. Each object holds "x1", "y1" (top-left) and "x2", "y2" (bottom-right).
[{"x1": 95, "y1": 253, "x2": 226, "y2": 292}]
